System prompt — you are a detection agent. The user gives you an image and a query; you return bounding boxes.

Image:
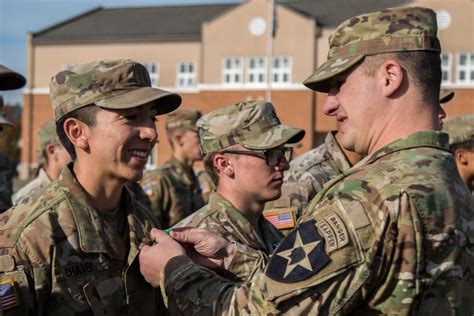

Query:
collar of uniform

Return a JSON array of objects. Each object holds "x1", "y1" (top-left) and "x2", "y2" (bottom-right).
[
  {"x1": 365, "y1": 131, "x2": 450, "y2": 165},
  {"x1": 37, "y1": 168, "x2": 52, "y2": 182},
  {"x1": 208, "y1": 192, "x2": 279, "y2": 252},
  {"x1": 57, "y1": 165, "x2": 147, "y2": 260},
  {"x1": 324, "y1": 131, "x2": 352, "y2": 173}
]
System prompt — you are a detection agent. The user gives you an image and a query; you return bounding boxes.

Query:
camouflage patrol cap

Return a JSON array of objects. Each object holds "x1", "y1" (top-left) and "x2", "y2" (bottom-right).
[
  {"x1": 0, "y1": 96, "x2": 13, "y2": 127},
  {"x1": 39, "y1": 120, "x2": 60, "y2": 153},
  {"x1": 166, "y1": 108, "x2": 202, "y2": 133},
  {"x1": 197, "y1": 101, "x2": 305, "y2": 155},
  {"x1": 49, "y1": 59, "x2": 182, "y2": 122},
  {"x1": 304, "y1": 7, "x2": 440, "y2": 92},
  {"x1": 443, "y1": 114, "x2": 474, "y2": 146},
  {"x1": 439, "y1": 89, "x2": 455, "y2": 104},
  {"x1": 0, "y1": 65, "x2": 26, "y2": 90}
]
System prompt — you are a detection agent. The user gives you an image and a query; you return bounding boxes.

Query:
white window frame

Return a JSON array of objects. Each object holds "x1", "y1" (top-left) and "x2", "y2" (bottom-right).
[
  {"x1": 143, "y1": 62, "x2": 160, "y2": 87},
  {"x1": 272, "y1": 56, "x2": 292, "y2": 84},
  {"x1": 146, "y1": 147, "x2": 157, "y2": 170},
  {"x1": 246, "y1": 57, "x2": 267, "y2": 85},
  {"x1": 176, "y1": 62, "x2": 196, "y2": 88},
  {"x1": 440, "y1": 53, "x2": 452, "y2": 85},
  {"x1": 456, "y1": 52, "x2": 474, "y2": 86},
  {"x1": 222, "y1": 57, "x2": 243, "y2": 85}
]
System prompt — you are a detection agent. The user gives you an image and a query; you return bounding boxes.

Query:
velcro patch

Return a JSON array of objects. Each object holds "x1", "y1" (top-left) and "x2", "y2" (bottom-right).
[
  {"x1": 263, "y1": 208, "x2": 296, "y2": 229},
  {"x1": 0, "y1": 279, "x2": 19, "y2": 310},
  {"x1": 266, "y1": 220, "x2": 329, "y2": 282},
  {"x1": 316, "y1": 213, "x2": 349, "y2": 253}
]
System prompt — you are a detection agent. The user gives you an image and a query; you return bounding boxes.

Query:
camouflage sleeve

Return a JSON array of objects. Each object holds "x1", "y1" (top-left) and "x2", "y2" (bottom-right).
[
  {"x1": 164, "y1": 190, "x2": 440, "y2": 314},
  {"x1": 141, "y1": 174, "x2": 172, "y2": 227},
  {"x1": 0, "y1": 230, "x2": 51, "y2": 314}
]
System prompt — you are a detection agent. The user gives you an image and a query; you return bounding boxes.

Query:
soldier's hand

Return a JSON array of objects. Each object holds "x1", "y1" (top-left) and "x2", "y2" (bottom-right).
[
  {"x1": 169, "y1": 227, "x2": 236, "y2": 270},
  {"x1": 139, "y1": 229, "x2": 187, "y2": 287}
]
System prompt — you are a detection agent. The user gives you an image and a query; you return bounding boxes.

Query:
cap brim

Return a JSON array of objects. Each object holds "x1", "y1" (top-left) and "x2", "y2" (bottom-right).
[
  {"x1": 0, "y1": 65, "x2": 27, "y2": 91},
  {"x1": 95, "y1": 87, "x2": 182, "y2": 115},
  {"x1": 439, "y1": 90, "x2": 455, "y2": 104},
  {"x1": 241, "y1": 124, "x2": 305, "y2": 150},
  {"x1": 303, "y1": 55, "x2": 365, "y2": 93},
  {"x1": 0, "y1": 116, "x2": 13, "y2": 127}
]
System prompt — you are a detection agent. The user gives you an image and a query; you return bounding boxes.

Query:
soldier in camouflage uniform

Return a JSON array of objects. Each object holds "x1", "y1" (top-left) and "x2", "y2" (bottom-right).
[
  {"x1": 443, "y1": 114, "x2": 474, "y2": 192},
  {"x1": 139, "y1": 7, "x2": 474, "y2": 315},
  {"x1": 0, "y1": 65, "x2": 26, "y2": 213},
  {"x1": 264, "y1": 131, "x2": 362, "y2": 234},
  {"x1": 174, "y1": 101, "x2": 304, "y2": 281},
  {"x1": 264, "y1": 89, "x2": 454, "y2": 235},
  {"x1": 0, "y1": 59, "x2": 182, "y2": 314},
  {"x1": 13, "y1": 119, "x2": 71, "y2": 204},
  {"x1": 140, "y1": 109, "x2": 208, "y2": 228}
]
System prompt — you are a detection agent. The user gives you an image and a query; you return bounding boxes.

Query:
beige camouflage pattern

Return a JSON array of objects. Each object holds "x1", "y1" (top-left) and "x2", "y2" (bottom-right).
[
  {"x1": 443, "y1": 114, "x2": 474, "y2": 146},
  {"x1": 303, "y1": 7, "x2": 441, "y2": 92},
  {"x1": 163, "y1": 131, "x2": 474, "y2": 315},
  {"x1": 49, "y1": 59, "x2": 181, "y2": 121},
  {"x1": 264, "y1": 132, "x2": 352, "y2": 235},
  {"x1": 140, "y1": 157, "x2": 205, "y2": 228},
  {"x1": 197, "y1": 100, "x2": 304, "y2": 155},
  {"x1": 0, "y1": 166, "x2": 166, "y2": 315},
  {"x1": 166, "y1": 108, "x2": 202, "y2": 132},
  {"x1": 175, "y1": 191, "x2": 283, "y2": 282},
  {"x1": 38, "y1": 120, "x2": 59, "y2": 153},
  {"x1": 12, "y1": 168, "x2": 51, "y2": 205}
]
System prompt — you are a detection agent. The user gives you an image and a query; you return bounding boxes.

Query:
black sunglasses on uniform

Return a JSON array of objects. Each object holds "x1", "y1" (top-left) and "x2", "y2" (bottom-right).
[{"x1": 221, "y1": 147, "x2": 293, "y2": 167}]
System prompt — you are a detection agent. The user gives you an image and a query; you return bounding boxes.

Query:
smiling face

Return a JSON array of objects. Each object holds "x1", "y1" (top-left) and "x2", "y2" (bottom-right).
[
  {"x1": 226, "y1": 145, "x2": 290, "y2": 204},
  {"x1": 85, "y1": 102, "x2": 158, "y2": 183},
  {"x1": 323, "y1": 63, "x2": 383, "y2": 155}
]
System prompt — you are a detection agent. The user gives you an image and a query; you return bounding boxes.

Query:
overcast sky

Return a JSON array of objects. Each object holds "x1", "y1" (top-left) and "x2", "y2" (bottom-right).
[{"x1": 0, "y1": 0, "x2": 240, "y2": 105}]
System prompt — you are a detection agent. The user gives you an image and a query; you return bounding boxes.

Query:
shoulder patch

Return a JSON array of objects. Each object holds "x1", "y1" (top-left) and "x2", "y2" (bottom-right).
[
  {"x1": 0, "y1": 279, "x2": 19, "y2": 310},
  {"x1": 266, "y1": 220, "x2": 329, "y2": 282},
  {"x1": 316, "y1": 213, "x2": 349, "y2": 253},
  {"x1": 142, "y1": 185, "x2": 154, "y2": 197},
  {"x1": 263, "y1": 208, "x2": 296, "y2": 230}
]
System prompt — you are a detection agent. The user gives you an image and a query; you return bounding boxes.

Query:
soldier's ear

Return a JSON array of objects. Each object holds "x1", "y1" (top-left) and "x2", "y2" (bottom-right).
[
  {"x1": 380, "y1": 59, "x2": 404, "y2": 98},
  {"x1": 63, "y1": 118, "x2": 90, "y2": 152},
  {"x1": 213, "y1": 154, "x2": 234, "y2": 177}
]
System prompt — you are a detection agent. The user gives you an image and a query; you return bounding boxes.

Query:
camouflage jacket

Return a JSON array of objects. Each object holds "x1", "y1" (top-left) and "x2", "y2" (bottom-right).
[
  {"x1": 163, "y1": 131, "x2": 474, "y2": 315},
  {"x1": 196, "y1": 169, "x2": 214, "y2": 204},
  {"x1": 264, "y1": 131, "x2": 351, "y2": 233},
  {"x1": 0, "y1": 166, "x2": 165, "y2": 315},
  {"x1": 175, "y1": 191, "x2": 283, "y2": 282},
  {"x1": 140, "y1": 157, "x2": 206, "y2": 228},
  {"x1": 12, "y1": 168, "x2": 51, "y2": 204}
]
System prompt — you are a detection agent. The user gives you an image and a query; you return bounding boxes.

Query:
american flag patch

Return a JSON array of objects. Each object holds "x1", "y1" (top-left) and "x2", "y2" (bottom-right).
[
  {"x1": 263, "y1": 208, "x2": 296, "y2": 229},
  {"x1": 0, "y1": 279, "x2": 19, "y2": 311},
  {"x1": 143, "y1": 185, "x2": 153, "y2": 197}
]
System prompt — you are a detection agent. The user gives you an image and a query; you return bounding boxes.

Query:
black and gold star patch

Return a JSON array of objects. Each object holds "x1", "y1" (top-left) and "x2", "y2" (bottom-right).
[{"x1": 266, "y1": 220, "x2": 329, "y2": 283}]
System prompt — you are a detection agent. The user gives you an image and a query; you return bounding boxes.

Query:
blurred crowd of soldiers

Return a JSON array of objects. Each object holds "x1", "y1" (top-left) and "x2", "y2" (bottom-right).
[{"x1": 0, "y1": 5, "x2": 473, "y2": 315}]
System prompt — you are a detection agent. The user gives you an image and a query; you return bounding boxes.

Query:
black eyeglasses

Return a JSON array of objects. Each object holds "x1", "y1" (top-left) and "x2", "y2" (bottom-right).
[{"x1": 221, "y1": 147, "x2": 293, "y2": 166}]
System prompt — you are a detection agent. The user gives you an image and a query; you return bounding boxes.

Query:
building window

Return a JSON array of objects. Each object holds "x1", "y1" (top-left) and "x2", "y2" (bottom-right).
[
  {"x1": 457, "y1": 52, "x2": 474, "y2": 85},
  {"x1": 222, "y1": 58, "x2": 243, "y2": 84},
  {"x1": 247, "y1": 57, "x2": 266, "y2": 84},
  {"x1": 441, "y1": 53, "x2": 452, "y2": 84},
  {"x1": 143, "y1": 62, "x2": 159, "y2": 87},
  {"x1": 272, "y1": 56, "x2": 291, "y2": 83},
  {"x1": 176, "y1": 62, "x2": 196, "y2": 88}
]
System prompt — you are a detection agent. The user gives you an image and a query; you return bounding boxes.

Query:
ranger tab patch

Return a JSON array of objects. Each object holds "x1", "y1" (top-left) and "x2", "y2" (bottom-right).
[
  {"x1": 0, "y1": 279, "x2": 19, "y2": 310},
  {"x1": 266, "y1": 220, "x2": 329, "y2": 282}
]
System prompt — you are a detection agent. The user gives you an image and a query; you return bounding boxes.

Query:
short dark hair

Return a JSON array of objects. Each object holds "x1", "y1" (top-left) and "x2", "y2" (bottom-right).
[
  {"x1": 362, "y1": 51, "x2": 441, "y2": 105},
  {"x1": 450, "y1": 140, "x2": 474, "y2": 154},
  {"x1": 56, "y1": 105, "x2": 99, "y2": 160}
]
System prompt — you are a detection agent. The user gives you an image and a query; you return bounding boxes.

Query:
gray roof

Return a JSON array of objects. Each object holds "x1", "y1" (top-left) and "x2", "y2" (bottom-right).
[{"x1": 32, "y1": 0, "x2": 411, "y2": 45}]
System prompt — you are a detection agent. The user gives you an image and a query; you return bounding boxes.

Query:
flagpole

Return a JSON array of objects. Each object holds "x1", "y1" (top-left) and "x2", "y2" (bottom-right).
[{"x1": 266, "y1": 0, "x2": 274, "y2": 101}]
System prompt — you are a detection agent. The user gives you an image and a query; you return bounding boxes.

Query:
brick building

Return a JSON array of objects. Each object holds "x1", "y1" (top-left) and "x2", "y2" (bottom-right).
[{"x1": 20, "y1": 0, "x2": 473, "y2": 179}]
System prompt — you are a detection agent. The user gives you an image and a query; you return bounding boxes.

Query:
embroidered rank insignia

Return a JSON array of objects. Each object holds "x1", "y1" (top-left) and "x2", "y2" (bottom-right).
[
  {"x1": 0, "y1": 279, "x2": 19, "y2": 310},
  {"x1": 263, "y1": 208, "x2": 296, "y2": 229},
  {"x1": 266, "y1": 220, "x2": 329, "y2": 282}
]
